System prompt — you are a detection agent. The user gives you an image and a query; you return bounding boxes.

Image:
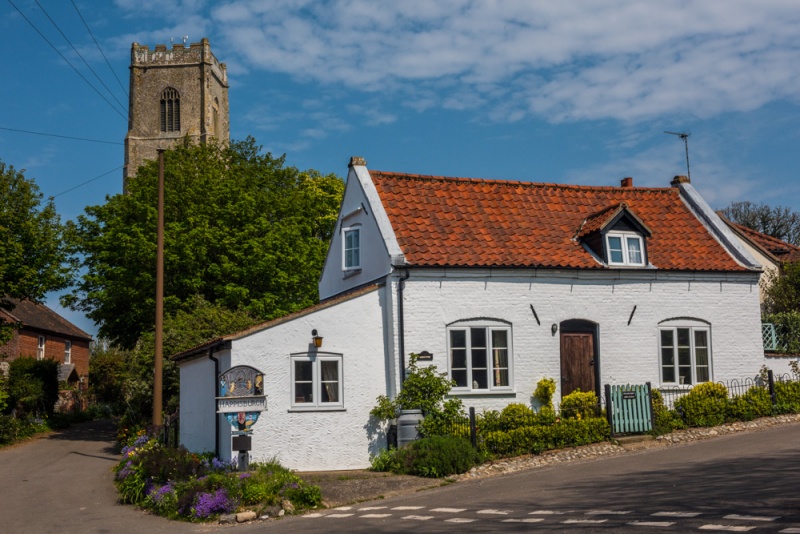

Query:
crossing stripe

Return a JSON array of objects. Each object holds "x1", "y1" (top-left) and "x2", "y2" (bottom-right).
[
  {"x1": 562, "y1": 519, "x2": 608, "y2": 524},
  {"x1": 477, "y1": 509, "x2": 510, "y2": 515},
  {"x1": 361, "y1": 513, "x2": 392, "y2": 518},
  {"x1": 529, "y1": 510, "x2": 566, "y2": 515},
  {"x1": 402, "y1": 515, "x2": 433, "y2": 521},
  {"x1": 653, "y1": 511, "x2": 702, "y2": 518},
  {"x1": 502, "y1": 518, "x2": 545, "y2": 523},
  {"x1": 724, "y1": 514, "x2": 778, "y2": 522},
  {"x1": 392, "y1": 506, "x2": 424, "y2": 510},
  {"x1": 586, "y1": 509, "x2": 632, "y2": 515},
  {"x1": 327, "y1": 513, "x2": 353, "y2": 518},
  {"x1": 360, "y1": 506, "x2": 387, "y2": 511},
  {"x1": 431, "y1": 507, "x2": 466, "y2": 513},
  {"x1": 779, "y1": 529, "x2": 800, "y2": 533},
  {"x1": 698, "y1": 525, "x2": 756, "y2": 532},
  {"x1": 630, "y1": 521, "x2": 676, "y2": 527},
  {"x1": 445, "y1": 518, "x2": 477, "y2": 523}
]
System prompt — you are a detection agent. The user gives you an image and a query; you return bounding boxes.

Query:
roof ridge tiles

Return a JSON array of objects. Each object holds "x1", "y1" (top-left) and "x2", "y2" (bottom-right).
[{"x1": 369, "y1": 170, "x2": 674, "y2": 193}]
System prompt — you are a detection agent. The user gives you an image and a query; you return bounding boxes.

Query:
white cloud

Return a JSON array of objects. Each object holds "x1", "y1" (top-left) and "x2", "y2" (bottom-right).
[{"x1": 208, "y1": 0, "x2": 800, "y2": 123}]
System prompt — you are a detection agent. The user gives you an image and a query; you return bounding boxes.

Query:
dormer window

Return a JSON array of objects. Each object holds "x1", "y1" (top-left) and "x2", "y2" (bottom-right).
[
  {"x1": 343, "y1": 226, "x2": 360, "y2": 270},
  {"x1": 606, "y1": 232, "x2": 644, "y2": 266}
]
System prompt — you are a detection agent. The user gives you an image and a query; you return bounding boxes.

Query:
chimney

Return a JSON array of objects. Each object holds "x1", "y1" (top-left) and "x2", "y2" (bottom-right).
[
  {"x1": 620, "y1": 177, "x2": 633, "y2": 188},
  {"x1": 348, "y1": 156, "x2": 367, "y2": 168},
  {"x1": 670, "y1": 175, "x2": 690, "y2": 187}
]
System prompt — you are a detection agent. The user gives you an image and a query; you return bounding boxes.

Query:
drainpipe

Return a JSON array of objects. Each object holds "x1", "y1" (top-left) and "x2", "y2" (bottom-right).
[
  {"x1": 397, "y1": 268, "x2": 411, "y2": 384},
  {"x1": 207, "y1": 347, "x2": 220, "y2": 458}
]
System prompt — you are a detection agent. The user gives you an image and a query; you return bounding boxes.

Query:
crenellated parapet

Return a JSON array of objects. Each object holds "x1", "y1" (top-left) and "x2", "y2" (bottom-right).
[{"x1": 131, "y1": 38, "x2": 227, "y2": 86}]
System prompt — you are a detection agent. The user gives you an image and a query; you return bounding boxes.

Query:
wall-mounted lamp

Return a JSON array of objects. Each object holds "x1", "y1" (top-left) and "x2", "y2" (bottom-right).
[
  {"x1": 551, "y1": 323, "x2": 558, "y2": 336},
  {"x1": 312, "y1": 329, "x2": 323, "y2": 349}
]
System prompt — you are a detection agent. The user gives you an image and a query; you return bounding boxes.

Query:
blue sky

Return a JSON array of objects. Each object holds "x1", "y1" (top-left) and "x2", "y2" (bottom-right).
[{"x1": 3, "y1": 0, "x2": 800, "y2": 337}]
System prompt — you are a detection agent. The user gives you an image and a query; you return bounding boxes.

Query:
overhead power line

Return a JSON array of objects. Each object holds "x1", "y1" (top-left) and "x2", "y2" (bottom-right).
[
  {"x1": 71, "y1": 0, "x2": 128, "y2": 100},
  {"x1": 52, "y1": 165, "x2": 123, "y2": 198},
  {"x1": 0, "y1": 126, "x2": 123, "y2": 145},
  {"x1": 33, "y1": 0, "x2": 128, "y2": 118},
  {"x1": 7, "y1": 0, "x2": 127, "y2": 121}
]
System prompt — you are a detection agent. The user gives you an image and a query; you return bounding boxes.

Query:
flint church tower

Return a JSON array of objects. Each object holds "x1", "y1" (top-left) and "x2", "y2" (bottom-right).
[{"x1": 123, "y1": 38, "x2": 229, "y2": 184}]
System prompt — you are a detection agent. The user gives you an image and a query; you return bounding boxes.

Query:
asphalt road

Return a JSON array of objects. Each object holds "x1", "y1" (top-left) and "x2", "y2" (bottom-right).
[
  {"x1": 1, "y1": 419, "x2": 799, "y2": 533},
  {"x1": 247, "y1": 423, "x2": 800, "y2": 533}
]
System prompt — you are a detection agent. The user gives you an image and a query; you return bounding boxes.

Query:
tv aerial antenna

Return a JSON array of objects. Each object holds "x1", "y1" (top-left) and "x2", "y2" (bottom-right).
[{"x1": 664, "y1": 131, "x2": 691, "y2": 181}]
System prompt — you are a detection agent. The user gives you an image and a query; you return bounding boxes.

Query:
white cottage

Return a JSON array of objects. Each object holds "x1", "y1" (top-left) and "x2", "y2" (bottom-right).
[{"x1": 174, "y1": 157, "x2": 765, "y2": 471}]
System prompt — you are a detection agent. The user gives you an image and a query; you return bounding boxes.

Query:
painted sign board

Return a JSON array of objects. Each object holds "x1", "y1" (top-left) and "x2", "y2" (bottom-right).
[{"x1": 216, "y1": 365, "x2": 267, "y2": 434}]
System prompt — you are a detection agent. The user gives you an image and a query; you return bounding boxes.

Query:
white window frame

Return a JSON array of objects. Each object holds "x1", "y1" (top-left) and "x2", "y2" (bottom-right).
[
  {"x1": 658, "y1": 325, "x2": 712, "y2": 386},
  {"x1": 605, "y1": 231, "x2": 645, "y2": 266},
  {"x1": 37, "y1": 336, "x2": 46, "y2": 360},
  {"x1": 342, "y1": 226, "x2": 361, "y2": 270},
  {"x1": 290, "y1": 352, "x2": 344, "y2": 410},
  {"x1": 447, "y1": 322, "x2": 513, "y2": 393},
  {"x1": 64, "y1": 340, "x2": 72, "y2": 364}
]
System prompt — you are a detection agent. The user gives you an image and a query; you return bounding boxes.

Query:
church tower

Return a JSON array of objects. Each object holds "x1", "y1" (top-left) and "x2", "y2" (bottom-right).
[{"x1": 124, "y1": 38, "x2": 229, "y2": 185}]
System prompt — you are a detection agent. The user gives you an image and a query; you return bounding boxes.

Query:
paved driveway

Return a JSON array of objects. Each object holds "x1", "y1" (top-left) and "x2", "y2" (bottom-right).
[{"x1": 0, "y1": 420, "x2": 210, "y2": 534}]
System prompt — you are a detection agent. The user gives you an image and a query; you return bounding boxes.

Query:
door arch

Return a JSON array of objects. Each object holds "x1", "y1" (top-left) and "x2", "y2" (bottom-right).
[{"x1": 559, "y1": 319, "x2": 599, "y2": 400}]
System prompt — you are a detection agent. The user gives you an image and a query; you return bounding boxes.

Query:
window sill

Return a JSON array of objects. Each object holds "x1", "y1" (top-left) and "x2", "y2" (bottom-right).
[
  {"x1": 342, "y1": 269, "x2": 362, "y2": 280},
  {"x1": 448, "y1": 390, "x2": 516, "y2": 397},
  {"x1": 288, "y1": 406, "x2": 346, "y2": 413}
]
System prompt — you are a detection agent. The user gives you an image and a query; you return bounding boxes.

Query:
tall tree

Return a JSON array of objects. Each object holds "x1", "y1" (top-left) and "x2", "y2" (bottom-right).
[
  {"x1": 720, "y1": 201, "x2": 800, "y2": 245},
  {"x1": 0, "y1": 160, "x2": 73, "y2": 343},
  {"x1": 64, "y1": 138, "x2": 344, "y2": 349}
]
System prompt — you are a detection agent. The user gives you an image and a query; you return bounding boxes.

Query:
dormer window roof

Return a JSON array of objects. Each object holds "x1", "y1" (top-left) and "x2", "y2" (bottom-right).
[{"x1": 577, "y1": 202, "x2": 652, "y2": 268}]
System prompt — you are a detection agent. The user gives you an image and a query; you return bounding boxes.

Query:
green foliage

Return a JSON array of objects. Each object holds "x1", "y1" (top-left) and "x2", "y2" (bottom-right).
[
  {"x1": 88, "y1": 341, "x2": 126, "y2": 409},
  {"x1": 370, "y1": 447, "x2": 403, "y2": 473},
  {"x1": 394, "y1": 435, "x2": 481, "y2": 478},
  {"x1": 774, "y1": 380, "x2": 800, "y2": 413},
  {"x1": 497, "y1": 403, "x2": 535, "y2": 431},
  {"x1": 560, "y1": 389, "x2": 599, "y2": 419},
  {"x1": 764, "y1": 310, "x2": 800, "y2": 354},
  {"x1": 371, "y1": 354, "x2": 464, "y2": 422},
  {"x1": 7, "y1": 357, "x2": 59, "y2": 417},
  {"x1": 727, "y1": 387, "x2": 772, "y2": 421},
  {"x1": 650, "y1": 389, "x2": 684, "y2": 435},
  {"x1": 483, "y1": 418, "x2": 611, "y2": 457},
  {"x1": 674, "y1": 382, "x2": 729, "y2": 427},
  {"x1": 533, "y1": 377, "x2": 556, "y2": 410},
  {"x1": 0, "y1": 372, "x2": 8, "y2": 413},
  {"x1": 0, "y1": 160, "x2": 74, "y2": 344},
  {"x1": 65, "y1": 138, "x2": 344, "y2": 349},
  {"x1": 115, "y1": 436, "x2": 320, "y2": 520}
]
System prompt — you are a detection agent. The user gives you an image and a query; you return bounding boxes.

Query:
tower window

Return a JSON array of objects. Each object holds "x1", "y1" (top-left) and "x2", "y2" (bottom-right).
[{"x1": 160, "y1": 87, "x2": 181, "y2": 132}]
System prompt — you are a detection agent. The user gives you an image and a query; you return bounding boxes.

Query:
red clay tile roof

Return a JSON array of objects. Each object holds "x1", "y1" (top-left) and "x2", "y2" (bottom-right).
[
  {"x1": 370, "y1": 171, "x2": 747, "y2": 272},
  {"x1": 729, "y1": 222, "x2": 800, "y2": 263},
  {"x1": 0, "y1": 298, "x2": 92, "y2": 341}
]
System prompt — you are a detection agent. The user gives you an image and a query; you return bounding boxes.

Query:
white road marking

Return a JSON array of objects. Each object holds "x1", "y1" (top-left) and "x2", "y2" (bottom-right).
[
  {"x1": 562, "y1": 519, "x2": 608, "y2": 524},
  {"x1": 630, "y1": 521, "x2": 677, "y2": 527},
  {"x1": 304, "y1": 513, "x2": 323, "y2": 518},
  {"x1": 445, "y1": 518, "x2": 477, "y2": 523},
  {"x1": 359, "y1": 506, "x2": 387, "y2": 511},
  {"x1": 360, "y1": 513, "x2": 392, "y2": 518},
  {"x1": 725, "y1": 514, "x2": 779, "y2": 522},
  {"x1": 653, "y1": 511, "x2": 702, "y2": 518},
  {"x1": 698, "y1": 525, "x2": 757, "y2": 532},
  {"x1": 477, "y1": 509, "x2": 510, "y2": 515},
  {"x1": 780, "y1": 529, "x2": 800, "y2": 533},
  {"x1": 402, "y1": 515, "x2": 433, "y2": 521},
  {"x1": 431, "y1": 507, "x2": 466, "y2": 513},
  {"x1": 502, "y1": 518, "x2": 545, "y2": 523},
  {"x1": 529, "y1": 510, "x2": 566, "y2": 515},
  {"x1": 326, "y1": 513, "x2": 353, "y2": 518},
  {"x1": 392, "y1": 506, "x2": 424, "y2": 510},
  {"x1": 335, "y1": 506, "x2": 352, "y2": 511},
  {"x1": 586, "y1": 509, "x2": 632, "y2": 515}
]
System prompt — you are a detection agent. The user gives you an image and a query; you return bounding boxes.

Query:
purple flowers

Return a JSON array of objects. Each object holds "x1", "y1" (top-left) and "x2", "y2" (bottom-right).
[
  {"x1": 239, "y1": 472, "x2": 252, "y2": 479},
  {"x1": 193, "y1": 488, "x2": 237, "y2": 518},
  {"x1": 149, "y1": 484, "x2": 174, "y2": 504}
]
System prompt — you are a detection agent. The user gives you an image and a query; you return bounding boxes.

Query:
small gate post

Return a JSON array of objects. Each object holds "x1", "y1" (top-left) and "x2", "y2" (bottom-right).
[
  {"x1": 469, "y1": 407, "x2": 477, "y2": 449},
  {"x1": 604, "y1": 384, "x2": 614, "y2": 438},
  {"x1": 768, "y1": 370, "x2": 777, "y2": 406},
  {"x1": 646, "y1": 382, "x2": 654, "y2": 430}
]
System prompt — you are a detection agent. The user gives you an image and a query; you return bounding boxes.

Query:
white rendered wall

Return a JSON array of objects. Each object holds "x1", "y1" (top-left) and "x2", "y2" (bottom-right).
[
  {"x1": 399, "y1": 269, "x2": 764, "y2": 413},
  {"x1": 179, "y1": 356, "x2": 220, "y2": 454},
  {"x1": 223, "y1": 288, "x2": 389, "y2": 471}
]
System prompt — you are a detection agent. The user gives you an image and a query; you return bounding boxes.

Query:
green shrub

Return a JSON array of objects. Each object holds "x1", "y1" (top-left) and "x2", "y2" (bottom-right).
[
  {"x1": 7, "y1": 357, "x2": 59, "y2": 416},
  {"x1": 533, "y1": 377, "x2": 556, "y2": 410},
  {"x1": 370, "y1": 448, "x2": 402, "y2": 473},
  {"x1": 497, "y1": 403, "x2": 535, "y2": 431},
  {"x1": 0, "y1": 414, "x2": 21, "y2": 445},
  {"x1": 727, "y1": 386, "x2": 772, "y2": 421},
  {"x1": 775, "y1": 380, "x2": 800, "y2": 413},
  {"x1": 650, "y1": 389, "x2": 684, "y2": 435},
  {"x1": 483, "y1": 417, "x2": 610, "y2": 457},
  {"x1": 394, "y1": 435, "x2": 481, "y2": 478},
  {"x1": 764, "y1": 311, "x2": 800, "y2": 354},
  {"x1": 674, "y1": 382, "x2": 729, "y2": 427},
  {"x1": 560, "y1": 389, "x2": 599, "y2": 419}
]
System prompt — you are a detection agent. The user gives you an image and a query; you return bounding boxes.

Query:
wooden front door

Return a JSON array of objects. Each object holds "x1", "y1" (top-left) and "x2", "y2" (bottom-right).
[{"x1": 560, "y1": 332, "x2": 595, "y2": 398}]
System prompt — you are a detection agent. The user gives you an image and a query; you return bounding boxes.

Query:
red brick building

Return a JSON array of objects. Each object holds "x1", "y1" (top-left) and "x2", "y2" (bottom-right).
[{"x1": 0, "y1": 299, "x2": 92, "y2": 388}]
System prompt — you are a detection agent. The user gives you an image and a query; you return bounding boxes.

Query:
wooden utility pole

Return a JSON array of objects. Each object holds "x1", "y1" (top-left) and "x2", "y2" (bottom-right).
[{"x1": 153, "y1": 149, "x2": 165, "y2": 428}]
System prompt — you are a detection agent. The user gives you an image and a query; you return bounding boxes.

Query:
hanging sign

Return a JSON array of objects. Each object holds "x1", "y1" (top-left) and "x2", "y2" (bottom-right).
[{"x1": 216, "y1": 365, "x2": 267, "y2": 434}]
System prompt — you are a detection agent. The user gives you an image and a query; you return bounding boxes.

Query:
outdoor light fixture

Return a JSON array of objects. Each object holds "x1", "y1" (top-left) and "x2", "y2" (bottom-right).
[
  {"x1": 551, "y1": 323, "x2": 558, "y2": 336},
  {"x1": 312, "y1": 329, "x2": 323, "y2": 348}
]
